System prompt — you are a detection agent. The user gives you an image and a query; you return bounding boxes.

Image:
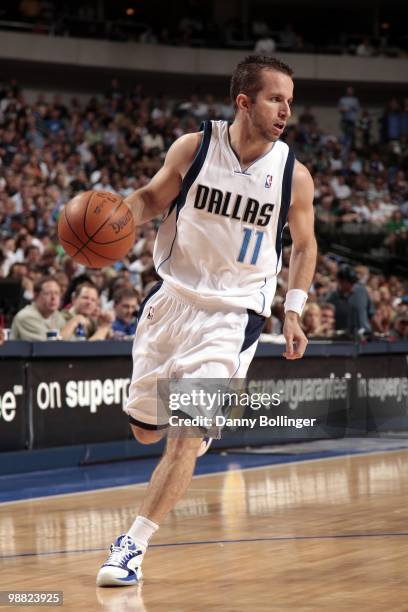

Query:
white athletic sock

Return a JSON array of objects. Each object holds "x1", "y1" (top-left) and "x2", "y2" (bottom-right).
[{"x1": 127, "y1": 515, "x2": 159, "y2": 550}]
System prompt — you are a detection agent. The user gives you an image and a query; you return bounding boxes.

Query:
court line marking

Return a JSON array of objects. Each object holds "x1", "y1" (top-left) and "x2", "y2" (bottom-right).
[
  {"x1": 0, "y1": 446, "x2": 407, "y2": 507},
  {"x1": 2, "y1": 531, "x2": 408, "y2": 560}
]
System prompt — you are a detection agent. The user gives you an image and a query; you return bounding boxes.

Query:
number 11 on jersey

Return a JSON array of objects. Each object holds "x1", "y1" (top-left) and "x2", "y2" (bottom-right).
[{"x1": 237, "y1": 228, "x2": 264, "y2": 265}]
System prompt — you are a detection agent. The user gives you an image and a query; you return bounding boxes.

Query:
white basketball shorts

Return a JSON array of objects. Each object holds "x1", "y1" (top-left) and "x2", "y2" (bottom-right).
[{"x1": 124, "y1": 281, "x2": 265, "y2": 430}]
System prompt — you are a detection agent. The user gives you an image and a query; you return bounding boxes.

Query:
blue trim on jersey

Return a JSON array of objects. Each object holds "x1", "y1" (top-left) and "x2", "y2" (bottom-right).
[
  {"x1": 156, "y1": 121, "x2": 212, "y2": 271},
  {"x1": 275, "y1": 149, "x2": 295, "y2": 272},
  {"x1": 241, "y1": 309, "x2": 265, "y2": 353},
  {"x1": 166, "y1": 196, "x2": 178, "y2": 218},
  {"x1": 231, "y1": 310, "x2": 265, "y2": 378},
  {"x1": 178, "y1": 120, "x2": 212, "y2": 219}
]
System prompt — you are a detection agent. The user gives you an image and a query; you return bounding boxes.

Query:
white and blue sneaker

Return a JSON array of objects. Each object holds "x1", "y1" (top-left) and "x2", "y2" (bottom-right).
[
  {"x1": 96, "y1": 534, "x2": 144, "y2": 587},
  {"x1": 197, "y1": 437, "x2": 213, "y2": 458}
]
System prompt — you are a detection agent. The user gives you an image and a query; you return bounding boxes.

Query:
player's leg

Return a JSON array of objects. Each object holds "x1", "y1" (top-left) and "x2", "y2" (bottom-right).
[
  {"x1": 97, "y1": 287, "x2": 204, "y2": 586},
  {"x1": 96, "y1": 429, "x2": 202, "y2": 587},
  {"x1": 136, "y1": 429, "x2": 202, "y2": 523},
  {"x1": 124, "y1": 307, "x2": 265, "y2": 553},
  {"x1": 97, "y1": 298, "x2": 264, "y2": 587}
]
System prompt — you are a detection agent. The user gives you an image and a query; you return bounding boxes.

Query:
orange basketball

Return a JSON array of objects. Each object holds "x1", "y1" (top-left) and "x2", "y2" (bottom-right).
[{"x1": 58, "y1": 191, "x2": 135, "y2": 268}]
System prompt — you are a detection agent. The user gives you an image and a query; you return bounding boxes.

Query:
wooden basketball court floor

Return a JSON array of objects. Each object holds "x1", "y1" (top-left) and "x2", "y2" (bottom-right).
[{"x1": 1, "y1": 448, "x2": 408, "y2": 612}]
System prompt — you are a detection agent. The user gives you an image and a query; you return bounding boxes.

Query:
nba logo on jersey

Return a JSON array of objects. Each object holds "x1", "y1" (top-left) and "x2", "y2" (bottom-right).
[
  {"x1": 147, "y1": 306, "x2": 155, "y2": 320},
  {"x1": 264, "y1": 174, "x2": 273, "y2": 188}
]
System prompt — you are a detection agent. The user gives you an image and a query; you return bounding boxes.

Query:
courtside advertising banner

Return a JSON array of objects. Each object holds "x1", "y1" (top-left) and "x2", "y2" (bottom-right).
[
  {"x1": 0, "y1": 361, "x2": 27, "y2": 451},
  {"x1": 350, "y1": 354, "x2": 408, "y2": 433},
  {"x1": 157, "y1": 356, "x2": 354, "y2": 444},
  {"x1": 3, "y1": 351, "x2": 408, "y2": 450},
  {"x1": 28, "y1": 358, "x2": 132, "y2": 447}
]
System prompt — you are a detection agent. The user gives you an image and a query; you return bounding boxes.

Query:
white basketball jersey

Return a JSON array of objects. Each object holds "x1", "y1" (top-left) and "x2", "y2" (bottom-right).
[{"x1": 153, "y1": 120, "x2": 295, "y2": 317}]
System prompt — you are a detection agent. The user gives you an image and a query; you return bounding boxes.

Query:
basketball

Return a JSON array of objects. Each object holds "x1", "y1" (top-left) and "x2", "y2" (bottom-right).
[{"x1": 58, "y1": 191, "x2": 135, "y2": 268}]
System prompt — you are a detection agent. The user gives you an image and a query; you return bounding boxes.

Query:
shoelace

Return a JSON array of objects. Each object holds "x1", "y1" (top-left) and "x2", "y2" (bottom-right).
[{"x1": 106, "y1": 541, "x2": 135, "y2": 567}]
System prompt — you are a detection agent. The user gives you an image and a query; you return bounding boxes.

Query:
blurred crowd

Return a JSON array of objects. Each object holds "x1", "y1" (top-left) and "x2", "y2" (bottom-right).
[
  {"x1": 285, "y1": 88, "x2": 408, "y2": 259},
  {"x1": 0, "y1": 77, "x2": 407, "y2": 345}
]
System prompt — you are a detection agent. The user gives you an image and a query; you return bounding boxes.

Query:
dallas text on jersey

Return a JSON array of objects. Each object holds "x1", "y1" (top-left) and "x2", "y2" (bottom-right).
[{"x1": 194, "y1": 184, "x2": 275, "y2": 227}]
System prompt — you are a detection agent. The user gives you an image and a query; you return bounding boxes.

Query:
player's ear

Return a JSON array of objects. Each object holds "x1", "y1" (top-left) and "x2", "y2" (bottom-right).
[{"x1": 236, "y1": 93, "x2": 250, "y2": 113}]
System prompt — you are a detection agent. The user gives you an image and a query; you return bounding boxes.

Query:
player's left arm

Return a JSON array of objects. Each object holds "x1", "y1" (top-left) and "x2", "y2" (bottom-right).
[{"x1": 283, "y1": 161, "x2": 317, "y2": 360}]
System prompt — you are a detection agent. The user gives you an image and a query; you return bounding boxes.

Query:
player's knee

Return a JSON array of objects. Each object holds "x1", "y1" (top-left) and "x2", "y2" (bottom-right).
[{"x1": 131, "y1": 424, "x2": 164, "y2": 445}]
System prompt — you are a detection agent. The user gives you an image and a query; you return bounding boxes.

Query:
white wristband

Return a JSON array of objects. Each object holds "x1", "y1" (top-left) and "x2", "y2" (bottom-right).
[{"x1": 284, "y1": 289, "x2": 308, "y2": 316}]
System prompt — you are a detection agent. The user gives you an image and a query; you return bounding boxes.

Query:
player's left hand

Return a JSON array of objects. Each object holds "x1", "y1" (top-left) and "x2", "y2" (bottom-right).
[{"x1": 282, "y1": 312, "x2": 308, "y2": 360}]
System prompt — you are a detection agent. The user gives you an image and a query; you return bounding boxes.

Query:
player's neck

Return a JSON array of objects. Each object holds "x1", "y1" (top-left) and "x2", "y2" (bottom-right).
[{"x1": 229, "y1": 119, "x2": 273, "y2": 168}]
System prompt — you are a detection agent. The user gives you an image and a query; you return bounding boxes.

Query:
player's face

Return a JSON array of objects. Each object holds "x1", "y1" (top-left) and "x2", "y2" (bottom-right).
[{"x1": 249, "y1": 70, "x2": 293, "y2": 142}]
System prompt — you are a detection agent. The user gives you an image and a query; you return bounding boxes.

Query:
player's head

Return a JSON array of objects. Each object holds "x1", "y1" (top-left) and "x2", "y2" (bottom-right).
[
  {"x1": 113, "y1": 288, "x2": 139, "y2": 324},
  {"x1": 230, "y1": 54, "x2": 294, "y2": 142},
  {"x1": 34, "y1": 276, "x2": 61, "y2": 317}
]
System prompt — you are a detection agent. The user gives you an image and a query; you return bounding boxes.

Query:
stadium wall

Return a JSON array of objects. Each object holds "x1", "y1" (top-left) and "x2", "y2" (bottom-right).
[{"x1": 0, "y1": 31, "x2": 407, "y2": 84}]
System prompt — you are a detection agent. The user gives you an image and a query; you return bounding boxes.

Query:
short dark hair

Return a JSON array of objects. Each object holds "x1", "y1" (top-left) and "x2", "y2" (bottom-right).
[
  {"x1": 34, "y1": 276, "x2": 60, "y2": 295},
  {"x1": 113, "y1": 288, "x2": 139, "y2": 305},
  {"x1": 74, "y1": 281, "x2": 99, "y2": 298},
  {"x1": 320, "y1": 302, "x2": 335, "y2": 313},
  {"x1": 230, "y1": 55, "x2": 294, "y2": 110},
  {"x1": 336, "y1": 264, "x2": 358, "y2": 284}
]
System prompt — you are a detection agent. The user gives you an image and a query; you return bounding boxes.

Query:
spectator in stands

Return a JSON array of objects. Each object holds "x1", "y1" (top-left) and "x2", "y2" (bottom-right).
[
  {"x1": 111, "y1": 288, "x2": 139, "y2": 339},
  {"x1": 254, "y1": 36, "x2": 276, "y2": 55},
  {"x1": 301, "y1": 303, "x2": 324, "y2": 338},
  {"x1": 356, "y1": 37, "x2": 373, "y2": 57},
  {"x1": 380, "y1": 98, "x2": 402, "y2": 143},
  {"x1": 10, "y1": 276, "x2": 67, "y2": 340},
  {"x1": 352, "y1": 195, "x2": 371, "y2": 222},
  {"x1": 279, "y1": 23, "x2": 298, "y2": 51},
  {"x1": 337, "y1": 199, "x2": 359, "y2": 224},
  {"x1": 337, "y1": 86, "x2": 360, "y2": 147},
  {"x1": 357, "y1": 110, "x2": 373, "y2": 148},
  {"x1": 386, "y1": 210, "x2": 405, "y2": 234},
  {"x1": 298, "y1": 106, "x2": 317, "y2": 127},
  {"x1": 315, "y1": 194, "x2": 337, "y2": 226},
  {"x1": 7, "y1": 261, "x2": 32, "y2": 307},
  {"x1": 331, "y1": 174, "x2": 351, "y2": 200},
  {"x1": 390, "y1": 314, "x2": 408, "y2": 340},
  {"x1": 327, "y1": 264, "x2": 374, "y2": 335},
  {"x1": 355, "y1": 265, "x2": 370, "y2": 284},
  {"x1": 54, "y1": 271, "x2": 69, "y2": 297},
  {"x1": 319, "y1": 303, "x2": 336, "y2": 337},
  {"x1": 371, "y1": 302, "x2": 394, "y2": 335},
  {"x1": 61, "y1": 282, "x2": 113, "y2": 341}
]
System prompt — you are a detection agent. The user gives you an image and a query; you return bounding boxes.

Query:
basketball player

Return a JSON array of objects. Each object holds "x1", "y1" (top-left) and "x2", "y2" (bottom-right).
[{"x1": 97, "y1": 55, "x2": 317, "y2": 586}]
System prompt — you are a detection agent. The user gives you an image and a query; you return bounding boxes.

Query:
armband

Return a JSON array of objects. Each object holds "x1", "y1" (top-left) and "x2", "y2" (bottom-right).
[{"x1": 284, "y1": 289, "x2": 308, "y2": 316}]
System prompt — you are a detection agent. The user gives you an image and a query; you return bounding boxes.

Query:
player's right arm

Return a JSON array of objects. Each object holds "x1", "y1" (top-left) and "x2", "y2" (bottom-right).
[{"x1": 123, "y1": 132, "x2": 202, "y2": 225}]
